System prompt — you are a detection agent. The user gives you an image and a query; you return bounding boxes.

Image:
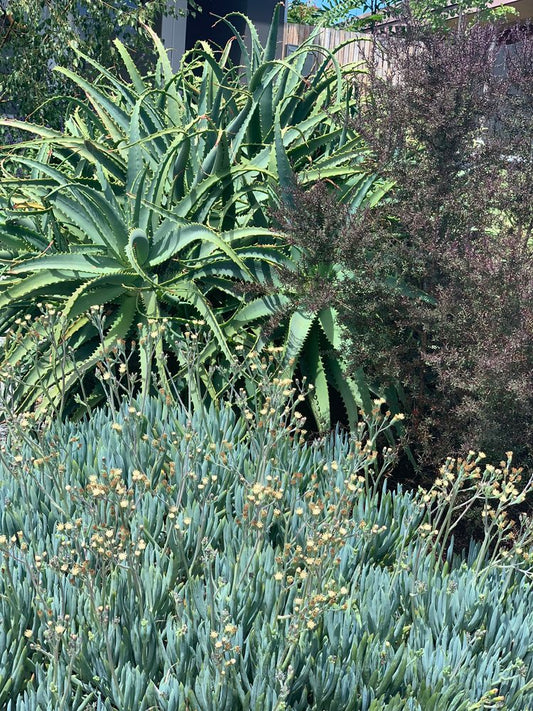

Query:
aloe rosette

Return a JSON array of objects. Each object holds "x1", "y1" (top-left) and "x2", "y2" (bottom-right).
[{"x1": 0, "y1": 7, "x2": 388, "y2": 419}]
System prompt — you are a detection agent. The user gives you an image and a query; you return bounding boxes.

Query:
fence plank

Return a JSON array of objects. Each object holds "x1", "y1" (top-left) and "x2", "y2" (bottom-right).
[{"x1": 283, "y1": 22, "x2": 389, "y2": 76}]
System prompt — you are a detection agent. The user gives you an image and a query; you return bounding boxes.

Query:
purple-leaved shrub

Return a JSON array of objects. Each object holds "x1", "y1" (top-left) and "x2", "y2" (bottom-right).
[{"x1": 278, "y1": 20, "x2": 533, "y2": 473}]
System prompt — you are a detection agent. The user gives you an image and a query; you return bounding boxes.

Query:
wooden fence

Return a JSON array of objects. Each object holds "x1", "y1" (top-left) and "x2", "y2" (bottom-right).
[{"x1": 282, "y1": 22, "x2": 391, "y2": 75}]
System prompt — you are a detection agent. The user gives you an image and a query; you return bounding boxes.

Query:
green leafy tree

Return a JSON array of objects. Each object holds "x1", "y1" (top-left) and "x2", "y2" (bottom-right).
[
  {"x1": 287, "y1": 0, "x2": 324, "y2": 24},
  {"x1": 289, "y1": 0, "x2": 516, "y2": 32},
  {"x1": 0, "y1": 0, "x2": 195, "y2": 134},
  {"x1": 400, "y1": 0, "x2": 516, "y2": 30},
  {"x1": 287, "y1": 0, "x2": 387, "y2": 29},
  {"x1": 320, "y1": 0, "x2": 389, "y2": 29}
]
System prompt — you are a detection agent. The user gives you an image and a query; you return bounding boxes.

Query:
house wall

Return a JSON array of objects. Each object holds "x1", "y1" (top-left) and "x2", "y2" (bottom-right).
[
  {"x1": 159, "y1": 0, "x2": 188, "y2": 71},
  {"x1": 160, "y1": 0, "x2": 285, "y2": 71},
  {"x1": 490, "y1": 0, "x2": 533, "y2": 20}
]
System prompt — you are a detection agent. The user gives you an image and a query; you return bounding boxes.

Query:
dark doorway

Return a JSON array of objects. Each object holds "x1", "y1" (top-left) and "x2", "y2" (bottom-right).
[{"x1": 185, "y1": 0, "x2": 284, "y2": 64}]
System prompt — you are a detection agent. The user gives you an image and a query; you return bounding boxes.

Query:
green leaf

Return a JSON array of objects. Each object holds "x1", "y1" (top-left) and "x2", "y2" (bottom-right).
[
  {"x1": 299, "y1": 323, "x2": 331, "y2": 429},
  {"x1": 9, "y1": 254, "x2": 122, "y2": 276}
]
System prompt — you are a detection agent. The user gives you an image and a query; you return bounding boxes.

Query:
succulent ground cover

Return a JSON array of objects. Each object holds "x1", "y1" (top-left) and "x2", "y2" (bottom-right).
[{"x1": 1, "y1": 346, "x2": 533, "y2": 710}]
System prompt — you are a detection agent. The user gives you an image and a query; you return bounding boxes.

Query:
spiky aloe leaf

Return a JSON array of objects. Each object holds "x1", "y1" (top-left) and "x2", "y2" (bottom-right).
[
  {"x1": 299, "y1": 322, "x2": 331, "y2": 430},
  {"x1": 0, "y1": 7, "x2": 388, "y2": 418}
]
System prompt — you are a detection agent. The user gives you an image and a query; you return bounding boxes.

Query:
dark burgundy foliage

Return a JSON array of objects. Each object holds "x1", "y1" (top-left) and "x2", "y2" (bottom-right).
[
  {"x1": 273, "y1": 182, "x2": 344, "y2": 315},
  {"x1": 279, "y1": 19, "x2": 533, "y2": 473}
]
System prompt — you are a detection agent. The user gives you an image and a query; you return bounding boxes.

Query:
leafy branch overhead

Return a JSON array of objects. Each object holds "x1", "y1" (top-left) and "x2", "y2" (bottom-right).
[{"x1": 287, "y1": 0, "x2": 516, "y2": 31}]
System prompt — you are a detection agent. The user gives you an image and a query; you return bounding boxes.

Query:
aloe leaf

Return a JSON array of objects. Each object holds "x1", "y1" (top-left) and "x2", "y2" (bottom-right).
[
  {"x1": 230, "y1": 293, "x2": 290, "y2": 328},
  {"x1": 171, "y1": 136, "x2": 191, "y2": 203},
  {"x1": 271, "y1": 110, "x2": 296, "y2": 207},
  {"x1": 0, "y1": 272, "x2": 82, "y2": 310},
  {"x1": 126, "y1": 99, "x2": 146, "y2": 192},
  {"x1": 79, "y1": 140, "x2": 126, "y2": 182},
  {"x1": 43, "y1": 296, "x2": 138, "y2": 410},
  {"x1": 145, "y1": 25, "x2": 174, "y2": 86},
  {"x1": 61, "y1": 275, "x2": 137, "y2": 322},
  {"x1": 132, "y1": 168, "x2": 149, "y2": 232},
  {"x1": 150, "y1": 223, "x2": 251, "y2": 281},
  {"x1": 263, "y1": 3, "x2": 282, "y2": 64},
  {"x1": 281, "y1": 309, "x2": 316, "y2": 374},
  {"x1": 66, "y1": 44, "x2": 139, "y2": 108},
  {"x1": 128, "y1": 228, "x2": 150, "y2": 266},
  {"x1": 220, "y1": 227, "x2": 284, "y2": 246},
  {"x1": 216, "y1": 14, "x2": 254, "y2": 82},
  {"x1": 300, "y1": 165, "x2": 368, "y2": 186},
  {"x1": 0, "y1": 222, "x2": 50, "y2": 252},
  {"x1": 226, "y1": 97, "x2": 255, "y2": 160},
  {"x1": 9, "y1": 253, "x2": 122, "y2": 275},
  {"x1": 164, "y1": 283, "x2": 232, "y2": 360},
  {"x1": 141, "y1": 289, "x2": 172, "y2": 395},
  {"x1": 318, "y1": 306, "x2": 342, "y2": 350},
  {"x1": 145, "y1": 26, "x2": 182, "y2": 127},
  {"x1": 287, "y1": 127, "x2": 346, "y2": 165},
  {"x1": 0, "y1": 118, "x2": 63, "y2": 140},
  {"x1": 172, "y1": 164, "x2": 273, "y2": 221},
  {"x1": 114, "y1": 39, "x2": 147, "y2": 95},
  {"x1": 54, "y1": 67, "x2": 130, "y2": 142},
  {"x1": 299, "y1": 322, "x2": 331, "y2": 430},
  {"x1": 50, "y1": 185, "x2": 129, "y2": 258},
  {"x1": 5, "y1": 156, "x2": 71, "y2": 186}
]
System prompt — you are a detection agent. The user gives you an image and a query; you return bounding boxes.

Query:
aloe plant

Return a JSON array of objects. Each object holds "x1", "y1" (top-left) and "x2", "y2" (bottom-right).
[
  {"x1": 0, "y1": 7, "x2": 387, "y2": 418},
  {"x1": 0, "y1": 171, "x2": 289, "y2": 414}
]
